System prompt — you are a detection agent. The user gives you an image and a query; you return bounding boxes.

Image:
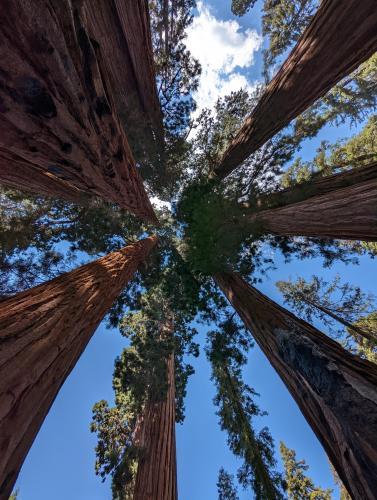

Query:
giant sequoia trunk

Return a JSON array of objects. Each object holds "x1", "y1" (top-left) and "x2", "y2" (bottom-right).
[
  {"x1": 251, "y1": 175, "x2": 377, "y2": 241},
  {"x1": 0, "y1": 0, "x2": 157, "y2": 223},
  {"x1": 255, "y1": 161, "x2": 377, "y2": 211},
  {"x1": 133, "y1": 352, "x2": 178, "y2": 500},
  {"x1": 213, "y1": 0, "x2": 377, "y2": 179},
  {"x1": 214, "y1": 271, "x2": 377, "y2": 500},
  {"x1": 0, "y1": 235, "x2": 157, "y2": 499},
  {"x1": 83, "y1": 0, "x2": 164, "y2": 166}
]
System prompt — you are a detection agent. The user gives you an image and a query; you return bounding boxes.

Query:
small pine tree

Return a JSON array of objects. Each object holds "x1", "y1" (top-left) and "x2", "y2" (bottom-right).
[
  {"x1": 217, "y1": 468, "x2": 239, "y2": 500},
  {"x1": 280, "y1": 442, "x2": 332, "y2": 500}
]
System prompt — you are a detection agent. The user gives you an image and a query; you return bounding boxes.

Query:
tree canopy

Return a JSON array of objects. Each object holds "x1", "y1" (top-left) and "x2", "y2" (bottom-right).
[{"x1": 1, "y1": 0, "x2": 377, "y2": 498}]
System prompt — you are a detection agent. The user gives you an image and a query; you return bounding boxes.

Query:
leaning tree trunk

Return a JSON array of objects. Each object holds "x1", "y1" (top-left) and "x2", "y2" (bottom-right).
[
  {"x1": 0, "y1": 235, "x2": 157, "y2": 499},
  {"x1": 133, "y1": 351, "x2": 178, "y2": 500},
  {"x1": 214, "y1": 271, "x2": 377, "y2": 500},
  {"x1": 0, "y1": 0, "x2": 157, "y2": 223},
  {"x1": 251, "y1": 175, "x2": 377, "y2": 241},
  {"x1": 213, "y1": 0, "x2": 377, "y2": 179},
  {"x1": 255, "y1": 161, "x2": 377, "y2": 211},
  {"x1": 299, "y1": 297, "x2": 377, "y2": 344}
]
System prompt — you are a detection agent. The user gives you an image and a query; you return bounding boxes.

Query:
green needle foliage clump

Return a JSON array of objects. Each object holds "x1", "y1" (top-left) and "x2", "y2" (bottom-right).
[
  {"x1": 217, "y1": 468, "x2": 239, "y2": 500},
  {"x1": 280, "y1": 442, "x2": 332, "y2": 500},
  {"x1": 207, "y1": 316, "x2": 285, "y2": 499},
  {"x1": 177, "y1": 179, "x2": 264, "y2": 275}
]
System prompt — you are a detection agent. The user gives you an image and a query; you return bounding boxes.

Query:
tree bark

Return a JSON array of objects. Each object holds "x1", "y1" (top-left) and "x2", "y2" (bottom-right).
[
  {"x1": 133, "y1": 351, "x2": 178, "y2": 500},
  {"x1": 255, "y1": 161, "x2": 377, "y2": 211},
  {"x1": 213, "y1": 0, "x2": 377, "y2": 179},
  {"x1": 0, "y1": 0, "x2": 157, "y2": 223},
  {"x1": 214, "y1": 271, "x2": 377, "y2": 500},
  {"x1": 251, "y1": 176, "x2": 377, "y2": 241},
  {"x1": 84, "y1": 0, "x2": 164, "y2": 165},
  {"x1": 0, "y1": 235, "x2": 158, "y2": 499}
]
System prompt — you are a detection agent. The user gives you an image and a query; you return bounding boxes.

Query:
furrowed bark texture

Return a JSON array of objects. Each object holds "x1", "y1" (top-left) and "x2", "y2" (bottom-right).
[
  {"x1": 133, "y1": 353, "x2": 178, "y2": 500},
  {"x1": 255, "y1": 161, "x2": 377, "y2": 211},
  {"x1": 213, "y1": 0, "x2": 377, "y2": 179},
  {"x1": 252, "y1": 177, "x2": 377, "y2": 241},
  {"x1": 83, "y1": 0, "x2": 164, "y2": 164},
  {"x1": 0, "y1": 0, "x2": 157, "y2": 223},
  {"x1": 0, "y1": 235, "x2": 158, "y2": 499},
  {"x1": 214, "y1": 271, "x2": 377, "y2": 500}
]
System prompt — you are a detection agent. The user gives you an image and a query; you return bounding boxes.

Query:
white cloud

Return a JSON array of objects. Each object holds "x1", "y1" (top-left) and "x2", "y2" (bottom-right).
[
  {"x1": 186, "y1": 1, "x2": 262, "y2": 113},
  {"x1": 150, "y1": 196, "x2": 172, "y2": 211}
]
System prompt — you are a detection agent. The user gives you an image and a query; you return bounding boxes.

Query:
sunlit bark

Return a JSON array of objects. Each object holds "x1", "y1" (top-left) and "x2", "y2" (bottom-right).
[
  {"x1": 213, "y1": 0, "x2": 377, "y2": 179},
  {"x1": 0, "y1": 236, "x2": 158, "y2": 499}
]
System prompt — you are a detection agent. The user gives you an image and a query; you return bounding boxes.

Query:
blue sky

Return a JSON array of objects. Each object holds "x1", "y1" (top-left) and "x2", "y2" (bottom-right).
[{"x1": 14, "y1": 1, "x2": 376, "y2": 499}]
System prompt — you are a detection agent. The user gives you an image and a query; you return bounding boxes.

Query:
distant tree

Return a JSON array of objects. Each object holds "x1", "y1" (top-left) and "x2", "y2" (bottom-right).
[
  {"x1": 347, "y1": 312, "x2": 377, "y2": 363},
  {"x1": 231, "y1": 0, "x2": 257, "y2": 16},
  {"x1": 148, "y1": 0, "x2": 202, "y2": 198},
  {"x1": 262, "y1": 0, "x2": 318, "y2": 76},
  {"x1": 276, "y1": 275, "x2": 377, "y2": 344},
  {"x1": 217, "y1": 468, "x2": 239, "y2": 500},
  {"x1": 91, "y1": 245, "x2": 205, "y2": 497},
  {"x1": 280, "y1": 442, "x2": 332, "y2": 500},
  {"x1": 281, "y1": 115, "x2": 377, "y2": 189},
  {"x1": 207, "y1": 315, "x2": 284, "y2": 499}
]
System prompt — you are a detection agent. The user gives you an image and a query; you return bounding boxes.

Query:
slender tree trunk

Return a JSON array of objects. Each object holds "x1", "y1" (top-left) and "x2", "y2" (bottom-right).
[
  {"x1": 251, "y1": 177, "x2": 377, "y2": 241},
  {"x1": 214, "y1": 271, "x2": 377, "y2": 500},
  {"x1": 0, "y1": 0, "x2": 157, "y2": 223},
  {"x1": 213, "y1": 0, "x2": 377, "y2": 179},
  {"x1": 0, "y1": 235, "x2": 157, "y2": 499},
  {"x1": 302, "y1": 297, "x2": 377, "y2": 344},
  {"x1": 133, "y1": 348, "x2": 178, "y2": 500}
]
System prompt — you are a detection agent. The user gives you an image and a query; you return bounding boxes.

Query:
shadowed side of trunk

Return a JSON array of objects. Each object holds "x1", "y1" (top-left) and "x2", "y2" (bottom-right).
[
  {"x1": 133, "y1": 353, "x2": 178, "y2": 500},
  {"x1": 0, "y1": 0, "x2": 157, "y2": 222},
  {"x1": 213, "y1": 0, "x2": 377, "y2": 179},
  {"x1": 83, "y1": 0, "x2": 164, "y2": 165},
  {"x1": 253, "y1": 177, "x2": 377, "y2": 241},
  {"x1": 0, "y1": 236, "x2": 158, "y2": 499},
  {"x1": 214, "y1": 271, "x2": 377, "y2": 500}
]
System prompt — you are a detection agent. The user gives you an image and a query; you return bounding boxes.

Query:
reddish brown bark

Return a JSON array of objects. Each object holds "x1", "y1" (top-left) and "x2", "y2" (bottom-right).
[
  {"x1": 255, "y1": 161, "x2": 377, "y2": 211},
  {"x1": 83, "y1": 0, "x2": 164, "y2": 164},
  {"x1": 0, "y1": 0, "x2": 157, "y2": 223},
  {"x1": 133, "y1": 353, "x2": 178, "y2": 500},
  {"x1": 214, "y1": 271, "x2": 377, "y2": 500},
  {"x1": 0, "y1": 235, "x2": 158, "y2": 499},
  {"x1": 213, "y1": 0, "x2": 377, "y2": 179},
  {"x1": 252, "y1": 176, "x2": 377, "y2": 241}
]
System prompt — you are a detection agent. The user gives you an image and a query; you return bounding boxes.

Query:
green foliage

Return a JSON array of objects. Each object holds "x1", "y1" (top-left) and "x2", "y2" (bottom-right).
[
  {"x1": 177, "y1": 179, "x2": 265, "y2": 275},
  {"x1": 231, "y1": 0, "x2": 257, "y2": 17},
  {"x1": 0, "y1": 187, "x2": 145, "y2": 296},
  {"x1": 262, "y1": 0, "x2": 318, "y2": 78},
  {"x1": 147, "y1": 0, "x2": 202, "y2": 198},
  {"x1": 217, "y1": 468, "x2": 239, "y2": 500},
  {"x1": 347, "y1": 312, "x2": 377, "y2": 363},
  {"x1": 276, "y1": 275, "x2": 377, "y2": 358},
  {"x1": 9, "y1": 490, "x2": 19, "y2": 500},
  {"x1": 91, "y1": 400, "x2": 137, "y2": 500},
  {"x1": 280, "y1": 442, "x2": 332, "y2": 499},
  {"x1": 281, "y1": 115, "x2": 377, "y2": 189},
  {"x1": 207, "y1": 316, "x2": 284, "y2": 499}
]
